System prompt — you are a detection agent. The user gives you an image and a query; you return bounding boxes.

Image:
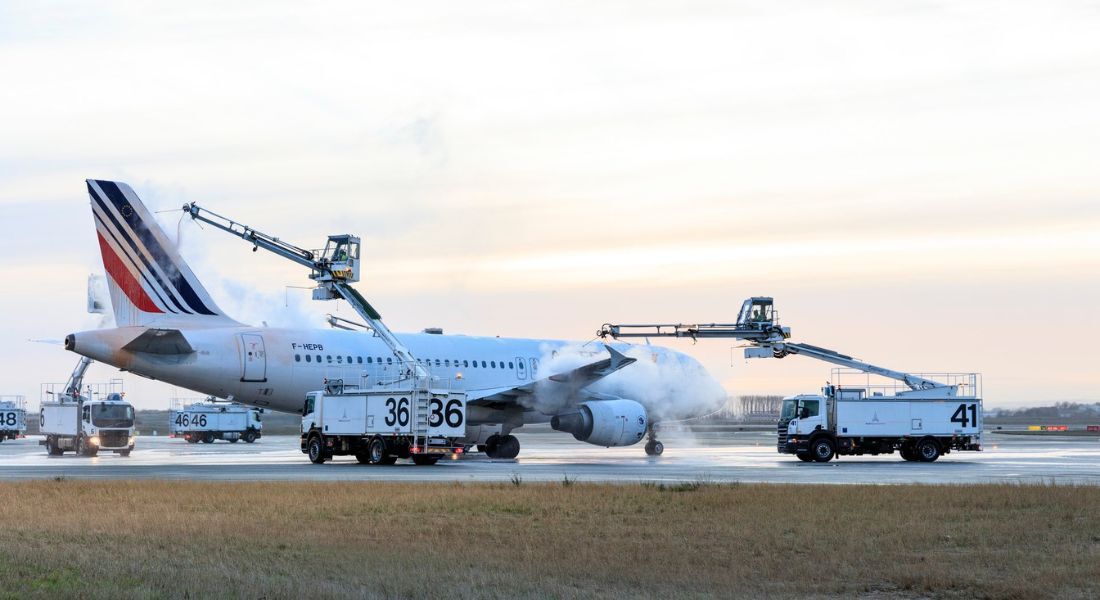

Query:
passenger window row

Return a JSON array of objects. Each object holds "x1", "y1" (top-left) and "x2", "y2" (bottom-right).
[{"x1": 293, "y1": 354, "x2": 518, "y2": 371}]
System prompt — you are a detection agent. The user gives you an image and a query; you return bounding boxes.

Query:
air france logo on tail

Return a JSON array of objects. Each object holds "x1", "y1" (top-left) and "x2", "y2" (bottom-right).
[{"x1": 86, "y1": 179, "x2": 230, "y2": 326}]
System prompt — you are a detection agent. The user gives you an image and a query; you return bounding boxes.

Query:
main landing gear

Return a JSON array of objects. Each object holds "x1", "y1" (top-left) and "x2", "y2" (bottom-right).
[
  {"x1": 483, "y1": 434, "x2": 520, "y2": 459},
  {"x1": 644, "y1": 423, "x2": 664, "y2": 456}
]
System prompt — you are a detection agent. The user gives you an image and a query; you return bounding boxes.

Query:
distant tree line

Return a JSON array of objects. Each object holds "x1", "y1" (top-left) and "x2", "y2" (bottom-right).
[
  {"x1": 739, "y1": 395, "x2": 785, "y2": 416},
  {"x1": 990, "y1": 402, "x2": 1100, "y2": 419}
]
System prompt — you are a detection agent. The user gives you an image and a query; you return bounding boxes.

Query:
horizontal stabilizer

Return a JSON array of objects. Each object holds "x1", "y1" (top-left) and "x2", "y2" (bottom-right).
[{"x1": 122, "y1": 328, "x2": 194, "y2": 355}]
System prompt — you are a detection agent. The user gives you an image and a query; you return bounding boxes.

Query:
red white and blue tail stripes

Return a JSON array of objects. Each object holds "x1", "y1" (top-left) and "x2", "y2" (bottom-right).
[{"x1": 87, "y1": 179, "x2": 226, "y2": 325}]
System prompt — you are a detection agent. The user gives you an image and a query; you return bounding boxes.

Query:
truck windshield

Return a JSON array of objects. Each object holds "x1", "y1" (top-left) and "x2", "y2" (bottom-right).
[
  {"x1": 780, "y1": 400, "x2": 798, "y2": 420},
  {"x1": 91, "y1": 404, "x2": 135, "y2": 427}
]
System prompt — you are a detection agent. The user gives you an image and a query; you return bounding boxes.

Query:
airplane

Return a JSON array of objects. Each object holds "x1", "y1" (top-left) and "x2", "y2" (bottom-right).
[{"x1": 65, "y1": 180, "x2": 728, "y2": 458}]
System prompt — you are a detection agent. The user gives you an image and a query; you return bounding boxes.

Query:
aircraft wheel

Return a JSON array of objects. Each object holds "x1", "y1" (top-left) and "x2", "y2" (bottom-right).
[
  {"x1": 811, "y1": 437, "x2": 835, "y2": 463},
  {"x1": 644, "y1": 440, "x2": 664, "y2": 456},
  {"x1": 484, "y1": 434, "x2": 501, "y2": 458},
  {"x1": 412, "y1": 455, "x2": 439, "y2": 466},
  {"x1": 307, "y1": 436, "x2": 327, "y2": 464},
  {"x1": 496, "y1": 435, "x2": 521, "y2": 459}
]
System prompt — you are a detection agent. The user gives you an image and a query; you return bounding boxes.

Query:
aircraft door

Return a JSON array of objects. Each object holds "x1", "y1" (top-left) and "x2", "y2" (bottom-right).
[
  {"x1": 515, "y1": 357, "x2": 527, "y2": 380},
  {"x1": 529, "y1": 357, "x2": 539, "y2": 378},
  {"x1": 239, "y1": 334, "x2": 267, "y2": 382}
]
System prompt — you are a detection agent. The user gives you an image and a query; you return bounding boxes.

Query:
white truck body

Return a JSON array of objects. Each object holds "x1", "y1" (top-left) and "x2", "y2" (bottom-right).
[
  {"x1": 40, "y1": 397, "x2": 136, "y2": 456},
  {"x1": 169, "y1": 402, "x2": 262, "y2": 443},
  {"x1": 0, "y1": 398, "x2": 28, "y2": 440},
  {"x1": 314, "y1": 392, "x2": 465, "y2": 438},
  {"x1": 301, "y1": 386, "x2": 467, "y2": 465},
  {"x1": 40, "y1": 403, "x2": 81, "y2": 437},
  {"x1": 834, "y1": 397, "x2": 982, "y2": 438}
]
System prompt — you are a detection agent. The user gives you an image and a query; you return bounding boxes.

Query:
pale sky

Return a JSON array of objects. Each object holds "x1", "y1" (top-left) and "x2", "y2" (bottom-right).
[{"x1": 1, "y1": 1, "x2": 1098, "y2": 410}]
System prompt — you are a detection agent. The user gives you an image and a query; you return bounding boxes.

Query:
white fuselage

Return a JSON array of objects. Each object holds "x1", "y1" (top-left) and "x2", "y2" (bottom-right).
[{"x1": 68, "y1": 325, "x2": 710, "y2": 423}]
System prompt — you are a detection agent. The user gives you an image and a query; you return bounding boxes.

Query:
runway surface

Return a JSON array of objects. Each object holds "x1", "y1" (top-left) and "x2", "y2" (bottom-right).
[{"x1": 2, "y1": 429, "x2": 1098, "y2": 485}]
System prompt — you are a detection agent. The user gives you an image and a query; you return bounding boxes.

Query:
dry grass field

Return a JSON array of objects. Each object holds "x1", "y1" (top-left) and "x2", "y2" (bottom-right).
[{"x1": 0, "y1": 480, "x2": 1097, "y2": 599}]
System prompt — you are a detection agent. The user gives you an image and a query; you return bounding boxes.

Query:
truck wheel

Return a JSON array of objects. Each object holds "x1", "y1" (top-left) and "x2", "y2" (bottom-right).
[
  {"x1": 899, "y1": 445, "x2": 916, "y2": 461},
  {"x1": 796, "y1": 453, "x2": 814, "y2": 462},
  {"x1": 412, "y1": 455, "x2": 439, "y2": 466},
  {"x1": 185, "y1": 435, "x2": 199, "y2": 444},
  {"x1": 810, "y1": 437, "x2": 835, "y2": 463},
  {"x1": 367, "y1": 437, "x2": 387, "y2": 465},
  {"x1": 243, "y1": 431, "x2": 257, "y2": 443},
  {"x1": 307, "y1": 436, "x2": 327, "y2": 464},
  {"x1": 117, "y1": 450, "x2": 131, "y2": 457},
  {"x1": 917, "y1": 438, "x2": 941, "y2": 463},
  {"x1": 202, "y1": 433, "x2": 215, "y2": 444},
  {"x1": 378, "y1": 456, "x2": 398, "y2": 465}
]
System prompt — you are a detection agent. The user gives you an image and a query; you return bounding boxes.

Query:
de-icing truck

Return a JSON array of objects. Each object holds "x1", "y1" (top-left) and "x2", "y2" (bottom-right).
[
  {"x1": 0, "y1": 396, "x2": 27, "y2": 441},
  {"x1": 39, "y1": 357, "x2": 136, "y2": 457},
  {"x1": 779, "y1": 370, "x2": 982, "y2": 463},
  {"x1": 170, "y1": 398, "x2": 262, "y2": 443}
]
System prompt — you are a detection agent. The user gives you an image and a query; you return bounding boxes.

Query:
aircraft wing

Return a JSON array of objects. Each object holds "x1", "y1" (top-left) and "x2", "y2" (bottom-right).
[{"x1": 468, "y1": 346, "x2": 636, "y2": 409}]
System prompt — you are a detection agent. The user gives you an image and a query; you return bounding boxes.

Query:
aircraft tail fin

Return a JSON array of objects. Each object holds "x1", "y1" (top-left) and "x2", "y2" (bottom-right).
[{"x1": 86, "y1": 179, "x2": 234, "y2": 327}]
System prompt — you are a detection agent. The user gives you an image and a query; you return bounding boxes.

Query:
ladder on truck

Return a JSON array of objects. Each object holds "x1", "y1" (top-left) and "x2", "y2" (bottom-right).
[
  {"x1": 182, "y1": 203, "x2": 437, "y2": 452},
  {"x1": 597, "y1": 297, "x2": 956, "y2": 394}
]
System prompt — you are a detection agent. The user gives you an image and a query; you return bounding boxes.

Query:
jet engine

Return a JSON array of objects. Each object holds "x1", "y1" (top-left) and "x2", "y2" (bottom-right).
[{"x1": 550, "y1": 400, "x2": 648, "y2": 447}]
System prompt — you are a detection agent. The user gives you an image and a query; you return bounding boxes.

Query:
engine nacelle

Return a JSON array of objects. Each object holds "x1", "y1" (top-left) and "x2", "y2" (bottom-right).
[{"x1": 550, "y1": 400, "x2": 648, "y2": 447}]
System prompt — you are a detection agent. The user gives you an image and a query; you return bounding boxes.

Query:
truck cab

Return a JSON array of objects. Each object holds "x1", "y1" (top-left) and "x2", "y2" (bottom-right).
[
  {"x1": 777, "y1": 394, "x2": 824, "y2": 454},
  {"x1": 80, "y1": 395, "x2": 136, "y2": 454}
]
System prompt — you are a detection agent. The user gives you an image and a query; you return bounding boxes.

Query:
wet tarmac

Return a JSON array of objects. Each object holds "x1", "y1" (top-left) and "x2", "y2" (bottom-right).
[{"x1": 1, "y1": 429, "x2": 1097, "y2": 485}]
